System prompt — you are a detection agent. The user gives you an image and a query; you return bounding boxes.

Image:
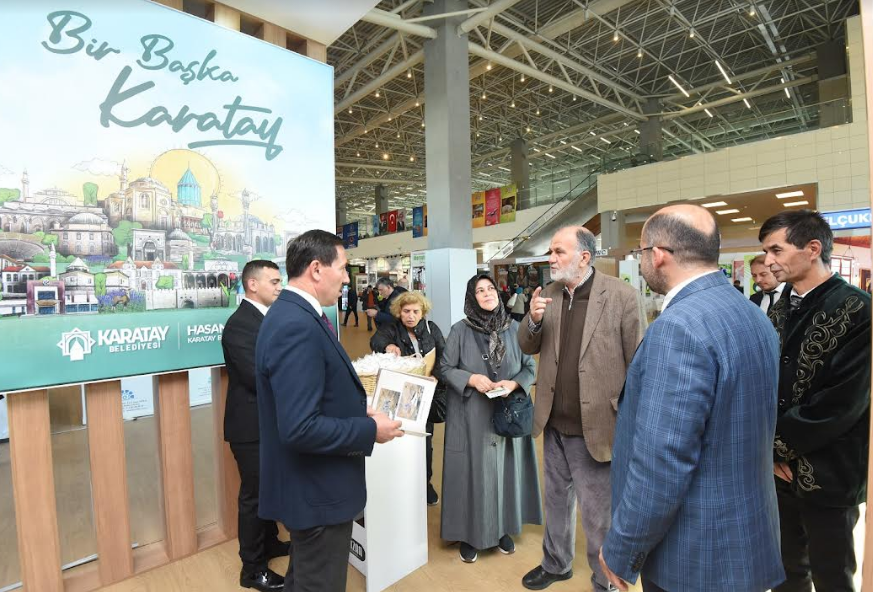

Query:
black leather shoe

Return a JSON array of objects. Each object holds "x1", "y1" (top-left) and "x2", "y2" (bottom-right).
[
  {"x1": 240, "y1": 568, "x2": 284, "y2": 591},
  {"x1": 522, "y1": 566, "x2": 573, "y2": 590},
  {"x1": 427, "y1": 483, "x2": 439, "y2": 506},
  {"x1": 266, "y1": 540, "x2": 290, "y2": 560}
]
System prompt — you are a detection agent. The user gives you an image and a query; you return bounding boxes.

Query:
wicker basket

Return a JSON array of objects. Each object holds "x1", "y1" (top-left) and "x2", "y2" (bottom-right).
[{"x1": 357, "y1": 355, "x2": 427, "y2": 397}]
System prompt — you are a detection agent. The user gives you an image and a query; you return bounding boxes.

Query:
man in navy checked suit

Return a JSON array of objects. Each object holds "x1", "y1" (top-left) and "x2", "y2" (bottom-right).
[
  {"x1": 256, "y1": 230, "x2": 403, "y2": 592},
  {"x1": 599, "y1": 205, "x2": 785, "y2": 592}
]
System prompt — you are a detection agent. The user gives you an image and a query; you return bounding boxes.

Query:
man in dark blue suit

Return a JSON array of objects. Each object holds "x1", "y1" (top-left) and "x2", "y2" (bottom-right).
[
  {"x1": 256, "y1": 230, "x2": 403, "y2": 592},
  {"x1": 599, "y1": 204, "x2": 785, "y2": 592}
]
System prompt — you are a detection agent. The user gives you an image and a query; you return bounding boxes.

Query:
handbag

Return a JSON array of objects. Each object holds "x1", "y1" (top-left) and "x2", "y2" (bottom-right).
[
  {"x1": 472, "y1": 331, "x2": 533, "y2": 438},
  {"x1": 422, "y1": 322, "x2": 446, "y2": 423},
  {"x1": 507, "y1": 292, "x2": 518, "y2": 308}
]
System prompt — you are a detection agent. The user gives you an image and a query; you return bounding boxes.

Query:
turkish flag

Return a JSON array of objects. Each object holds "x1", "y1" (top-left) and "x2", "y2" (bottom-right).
[{"x1": 388, "y1": 210, "x2": 398, "y2": 233}]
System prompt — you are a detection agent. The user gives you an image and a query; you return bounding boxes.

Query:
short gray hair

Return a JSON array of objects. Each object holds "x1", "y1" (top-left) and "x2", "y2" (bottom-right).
[{"x1": 576, "y1": 227, "x2": 597, "y2": 263}]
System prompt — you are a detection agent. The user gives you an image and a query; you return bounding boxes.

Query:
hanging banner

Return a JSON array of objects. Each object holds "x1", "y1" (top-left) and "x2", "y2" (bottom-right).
[
  {"x1": 0, "y1": 1, "x2": 335, "y2": 393},
  {"x1": 370, "y1": 215, "x2": 380, "y2": 237},
  {"x1": 485, "y1": 188, "x2": 501, "y2": 226},
  {"x1": 412, "y1": 206, "x2": 425, "y2": 238},
  {"x1": 387, "y1": 210, "x2": 398, "y2": 233},
  {"x1": 396, "y1": 209, "x2": 407, "y2": 233},
  {"x1": 500, "y1": 183, "x2": 518, "y2": 223},
  {"x1": 379, "y1": 213, "x2": 389, "y2": 235},
  {"x1": 472, "y1": 191, "x2": 486, "y2": 228},
  {"x1": 342, "y1": 222, "x2": 359, "y2": 249}
]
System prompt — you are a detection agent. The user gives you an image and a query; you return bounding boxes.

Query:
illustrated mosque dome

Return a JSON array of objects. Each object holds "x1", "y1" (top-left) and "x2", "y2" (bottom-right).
[
  {"x1": 67, "y1": 212, "x2": 104, "y2": 225},
  {"x1": 168, "y1": 228, "x2": 192, "y2": 241},
  {"x1": 177, "y1": 167, "x2": 202, "y2": 207}
]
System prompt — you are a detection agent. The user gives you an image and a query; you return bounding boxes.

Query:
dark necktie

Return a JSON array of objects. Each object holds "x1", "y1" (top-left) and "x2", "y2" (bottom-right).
[
  {"x1": 766, "y1": 291, "x2": 776, "y2": 311},
  {"x1": 322, "y1": 312, "x2": 336, "y2": 338},
  {"x1": 789, "y1": 295, "x2": 803, "y2": 311}
]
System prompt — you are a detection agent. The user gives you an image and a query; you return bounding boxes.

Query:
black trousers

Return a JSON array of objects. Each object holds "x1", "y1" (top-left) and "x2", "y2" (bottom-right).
[
  {"x1": 642, "y1": 578, "x2": 667, "y2": 592},
  {"x1": 773, "y1": 482, "x2": 860, "y2": 592},
  {"x1": 285, "y1": 521, "x2": 353, "y2": 592},
  {"x1": 342, "y1": 308, "x2": 358, "y2": 326},
  {"x1": 230, "y1": 441, "x2": 281, "y2": 573}
]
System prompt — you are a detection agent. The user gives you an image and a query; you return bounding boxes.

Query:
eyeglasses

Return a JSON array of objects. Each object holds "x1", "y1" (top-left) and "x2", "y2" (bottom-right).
[{"x1": 630, "y1": 246, "x2": 675, "y2": 260}]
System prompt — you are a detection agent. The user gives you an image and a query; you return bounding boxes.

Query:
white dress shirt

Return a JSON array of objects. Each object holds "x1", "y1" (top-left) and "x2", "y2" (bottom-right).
[
  {"x1": 284, "y1": 285, "x2": 323, "y2": 317},
  {"x1": 662, "y1": 270, "x2": 722, "y2": 310},
  {"x1": 243, "y1": 297, "x2": 269, "y2": 317},
  {"x1": 758, "y1": 282, "x2": 786, "y2": 314}
]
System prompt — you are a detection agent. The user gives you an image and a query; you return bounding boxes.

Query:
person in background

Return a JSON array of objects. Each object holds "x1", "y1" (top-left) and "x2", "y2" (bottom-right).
[
  {"x1": 222, "y1": 260, "x2": 286, "y2": 592},
  {"x1": 734, "y1": 279, "x2": 744, "y2": 292},
  {"x1": 509, "y1": 285, "x2": 527, "y2": 322},
  {"x1": 440, "y1": 274, "x2": 541, "y2": 564},
  {"x1": 361, "y1": 285, "x2": 377, "y2": 331},
  {"x1": 600, "y1": 205, "x2": 784, "y2": 592},
  {"x1": 342, "y1": 283, "x2": 359, "y2": 327},
  {"x1": 256, "y1": 230, "x2": 403, "y2": 592},
  {"x1": 760, "y1": 210, "x2": 870, "y2": 592},
  {"x1": 370, "y1": 291, "x2": 446, "y2": 506},
  {"x1": 518, "y1": 226, "x2": 645, "y2": 592},
  {"x1": 750, "y1": 254, "x2": 789, "y2": 315},
  {"x1": 367, "y1": 277, "x2": 407, "y2": 328}
]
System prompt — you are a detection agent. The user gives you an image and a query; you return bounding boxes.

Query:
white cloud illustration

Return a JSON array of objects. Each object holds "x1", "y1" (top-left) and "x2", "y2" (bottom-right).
[{"x1": 72, "y1": 158, "x2": 122, "y2": 177}]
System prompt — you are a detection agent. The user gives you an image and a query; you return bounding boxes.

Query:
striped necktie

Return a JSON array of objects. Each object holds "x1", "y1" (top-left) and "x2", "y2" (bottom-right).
[{"x1": 322, "y1": 312, "x2": 336, "y2": 337}]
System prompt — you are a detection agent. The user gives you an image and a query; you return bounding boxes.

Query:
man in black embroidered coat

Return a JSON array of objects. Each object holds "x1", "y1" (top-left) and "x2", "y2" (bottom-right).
[{"x1": 760, "y1": 210, "x2": 870, "y2": 592}]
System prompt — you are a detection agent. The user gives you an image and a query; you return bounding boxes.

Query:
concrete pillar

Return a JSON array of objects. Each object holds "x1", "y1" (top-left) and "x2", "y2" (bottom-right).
[
  {"x1": 817, "y1": 40, "x2": 850, "y2": 127},
  {"x1": 510, "y1": 138, "x2": 530, "y2": 209},
  {"x1": 375, "y1": 184, "x2": 390, "y2": 214},
  {"x1": 638, "y1": 98, "x2": 663, "y2": 161},
  {"x1": 336, "y1": 203, "x2": 348, "y2": 226},
  {"x1": 600, "y1": 210, "x2": 627, "y2": 252},
  {"x1": 423, "y1": 0, "x2": 477, "y2": 332}
]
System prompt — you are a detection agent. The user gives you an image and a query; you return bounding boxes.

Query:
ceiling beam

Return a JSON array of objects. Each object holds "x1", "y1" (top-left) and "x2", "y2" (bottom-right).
[
  {"x1": 361, "y1": 8, "x2": 438, "y2": 39},
  {"x1": 661, "y1": 75, "x2": 817, "y2": 119},
  {"x1": 334, "y1": 32, "x2": 400, "y2": 88},
  {"x1": 336, "y1": 176, "x2": 424, "y2": 185},
  {"x1": 458, "y1": 0, "x2": 526, "y2": 34},
  {"x1": 335, "y1": 49, "x2": 424, "y2": 114}
]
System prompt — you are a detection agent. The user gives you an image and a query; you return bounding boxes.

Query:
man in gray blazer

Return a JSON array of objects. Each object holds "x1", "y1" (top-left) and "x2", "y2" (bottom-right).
[{"x1": 518, "y1": 226, "x2": 646, "y2": 591}]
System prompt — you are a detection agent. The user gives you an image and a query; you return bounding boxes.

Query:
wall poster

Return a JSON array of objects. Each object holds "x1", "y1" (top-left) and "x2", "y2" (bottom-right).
[{"x1": 0, "y1": 1, "x2": 335, "y2": 392}]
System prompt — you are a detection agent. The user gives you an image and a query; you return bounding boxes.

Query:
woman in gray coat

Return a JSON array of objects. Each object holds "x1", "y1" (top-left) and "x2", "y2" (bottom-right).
[{"x1": 440, "y1": 274, "x2": 542, "y2": 563}]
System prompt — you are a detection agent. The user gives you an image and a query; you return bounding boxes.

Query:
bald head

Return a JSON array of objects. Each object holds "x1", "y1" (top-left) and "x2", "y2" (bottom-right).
[{"x1": 643, "y1": 204, "x2": 720, "y2": 267}]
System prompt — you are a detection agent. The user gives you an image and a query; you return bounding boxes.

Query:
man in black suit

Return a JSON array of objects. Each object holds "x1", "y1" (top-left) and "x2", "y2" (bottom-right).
[
  {"x1": 222, "y1": 260, "x2": 286, "y2": 592},
  {"x1": 749, "y1": 254, "x2": 789, "y2": 315},
  {"x1": 256, "y1": 230, "x2": 404, "y2": 592}
]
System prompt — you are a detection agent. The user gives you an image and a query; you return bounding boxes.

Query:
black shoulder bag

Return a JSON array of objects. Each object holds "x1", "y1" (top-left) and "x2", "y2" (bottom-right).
[
  {"x1": 424, "y1": 321, "x2": 447, "y2": 424},
  {"x1": 472, "y1": 331, "x2": 533, "y2": 438}
]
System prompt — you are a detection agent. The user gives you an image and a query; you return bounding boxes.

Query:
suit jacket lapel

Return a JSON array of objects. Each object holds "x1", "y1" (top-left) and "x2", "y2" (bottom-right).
[{"x1": 578, "y1": 273, "x2": 606, "y2": 361}]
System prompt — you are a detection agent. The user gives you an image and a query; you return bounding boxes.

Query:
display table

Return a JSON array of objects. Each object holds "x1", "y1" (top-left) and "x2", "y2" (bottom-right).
[{"x1": 349, "y1": 433, "x2": 428, "y2": 592}]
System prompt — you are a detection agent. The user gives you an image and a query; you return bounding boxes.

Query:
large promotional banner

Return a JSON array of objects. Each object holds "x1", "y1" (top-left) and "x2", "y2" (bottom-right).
[
  {"x1": 412, "y1": 206, "x2": 427, "y2": 238},
  {"x1": 0, "y1": 2, "x2": 335, "y2": 392},
  {"x1": 500, "y1": 183, "x2": 518, "y2": 223},
  {"x1": 484, "y1": 188, "x2": 501, "y2": 226},
  {"x1": 342, "y1": 222, "x2": 358, "y2": 249},
  {"x1": 471, "y1": 191, "x2": 486, "y2": 228}
]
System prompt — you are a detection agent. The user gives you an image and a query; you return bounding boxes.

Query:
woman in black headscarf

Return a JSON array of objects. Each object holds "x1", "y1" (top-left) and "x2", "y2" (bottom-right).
[{"x1": 439, "y1": 274, "x2": 541, "y2": 564}]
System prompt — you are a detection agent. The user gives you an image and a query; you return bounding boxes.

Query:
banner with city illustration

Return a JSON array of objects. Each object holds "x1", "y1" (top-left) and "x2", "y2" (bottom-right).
[{"x1": 0, "y1": 0, "x2": 335, "y2": 392}]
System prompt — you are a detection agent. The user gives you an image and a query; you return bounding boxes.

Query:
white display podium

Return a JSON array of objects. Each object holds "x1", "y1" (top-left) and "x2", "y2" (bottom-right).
[{"x1": 349, "y1": 433, "x2": 428, "y2": 592}]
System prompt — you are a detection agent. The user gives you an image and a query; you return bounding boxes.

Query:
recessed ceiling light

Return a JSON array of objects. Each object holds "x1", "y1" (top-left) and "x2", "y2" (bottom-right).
[
  {"x1": 731, "y1": 217, "x2": 753, "y2": 222},
  {"x1": 783, "y1": 200, "x2": 810, "y2": 207},
  {"x1": 715, "y1": 208, "x2": 740, "y2": 215},
  {"x1": 776, "y1": 190, "x2": 804, "y2": 199},
  {"x1": 702, "y1": 201, "x2": 728, "y2": 208}
]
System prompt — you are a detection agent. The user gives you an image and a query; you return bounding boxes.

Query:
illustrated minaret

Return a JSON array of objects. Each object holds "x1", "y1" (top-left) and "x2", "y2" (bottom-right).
[
  {"x1": 50, "y1": 243, "x2": 57, "y2": 277},
  {"x1": 21, "y1": 169, "x2": 29, "y2": 200},
  {"x1": 120, "y1": 162, "x2": 129, "y2": 192},
  {"x1": 209, "y1": 192, "x2": 219, "y2": 249},
  {"x1": 241, "y1": 189, "x2": 252, "y2": 248}
]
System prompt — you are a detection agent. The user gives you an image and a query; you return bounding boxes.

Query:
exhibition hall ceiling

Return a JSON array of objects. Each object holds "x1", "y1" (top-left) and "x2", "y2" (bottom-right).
[{"x1": 328, "y1": 0, "x2": 858, "y2": 225}]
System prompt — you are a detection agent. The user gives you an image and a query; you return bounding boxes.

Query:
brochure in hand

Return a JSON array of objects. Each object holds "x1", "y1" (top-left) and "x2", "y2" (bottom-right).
[
  {"x1": 369, "y1": 368, "x2": 437, "y2": 437},
  {"x1": 485, "y1": 386, "x2": 509, "y2": 399}
]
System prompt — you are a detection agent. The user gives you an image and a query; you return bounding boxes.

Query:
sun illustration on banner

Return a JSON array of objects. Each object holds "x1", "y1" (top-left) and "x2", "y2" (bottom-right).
[{"x1": 149, "y1": 149, "x2": 222, "y2": 208}]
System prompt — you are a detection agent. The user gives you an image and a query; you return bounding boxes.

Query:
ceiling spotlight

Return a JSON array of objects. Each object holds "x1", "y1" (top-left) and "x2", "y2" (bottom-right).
[
  {"x1": 387, "y1": 116, "x2": 392, "y2": 121},
  {"x1": 499, "y1": 136, "x2": 503, "y2": 141},
  {"x1": 482, "y1": 92, "x2": 486, "y2": 100},
  {"x1": 637, "y1": 48, "x2": 643, "y2": 58},
  {"x1": 548, "y1": 85, "x2": 553, "y2": 93},
  {"x1": 396, "y1": 133, "x2": 401, "y2": 138},
  {"x1": 536, "y1": 108, "x2": 540, "y2": 115},
  {"x1": 415, "y1": 100, "x2": 420, "y2": 107},
  {"x1": 375, "y1": 90, "x2": 380, "y2": 98},
  {"x1": 375, "y1": 142, "x2": 379, "y2": 147},
  {"x1": 421, "y1": 122, "x2": 425, "y2": 127},
  {"x1": 520, "y1": 74, "x2": 525, "y2": 82},
  {"x1": 511, "y1": 100, "x2": 516, "y2": 108},
  {"x1": 409, "y1": 156, "x2": 415, "y2": 162},
  {"x1": 356, "y1": 152, "x2": 361, "y2": 157},
  {"x1": 486, "y1": 62, "x2": 492, "y2": 70},
  {"x1": 689, "y1": 29, "x2": 695, "y2": 39},
  {"x1": 476, "y1": 132, "x2": 480, "y2": 137},
  {"x1": 478, "y1": 115, "x2": 483, "y2": 121},
  {"x1": 572, "y1": 95, "x2": 577, "y2": 101},
  {"x1": 382, "y1": 153, "x2": 389, "y2": 160},
  {"x1": 526, "y1": 126, "x2": 531, "y2": 132},
  {"x1": 613, "y1": 31, "x2": 619, "y2": 42},
  {"x1": 407, "y1": 70, "x2": 412, "y2": 78},
  {"x1": 749, "y1": 5, "x2": 756, "y2": 16},
  {"x1": 348, "y1": 107, "x2": 353, "y2": 114}
]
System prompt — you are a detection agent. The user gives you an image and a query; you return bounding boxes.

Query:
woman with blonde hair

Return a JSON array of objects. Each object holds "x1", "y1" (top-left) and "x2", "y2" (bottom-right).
[{"x1": 370, "y1": 290, "x2": 447, "y2": 506}]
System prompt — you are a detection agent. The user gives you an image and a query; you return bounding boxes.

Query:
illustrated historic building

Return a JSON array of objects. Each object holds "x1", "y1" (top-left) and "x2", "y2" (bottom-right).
[
  {"x1": 51, "y1": 212, "x2": 117, "y2": 257},
  {"x1": 130, "y1": 228, "x2": 167, "y2": 261},
  {"x1": 59, "y1": 257, "x2": 99, "y2": 313}
]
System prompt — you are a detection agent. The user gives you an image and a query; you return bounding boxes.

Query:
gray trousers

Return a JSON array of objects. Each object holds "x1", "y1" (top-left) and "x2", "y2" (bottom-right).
[
  {"x1": 541, "y1": 426, "x2": 612, "y2": 592},
  {"x1": 285, "y1": 521, "x2": 353, "y2": 592}
]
